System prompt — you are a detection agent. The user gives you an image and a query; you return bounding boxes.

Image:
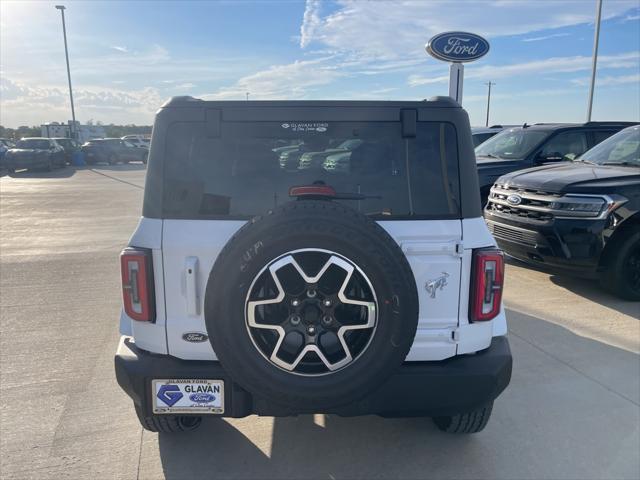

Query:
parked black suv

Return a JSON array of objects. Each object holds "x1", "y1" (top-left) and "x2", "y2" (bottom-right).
[
  {"x1": 485, "y1": 125, "x2": 640, "y2": 300},
  {"x1": 476, "y1": 122, "x2": 637, "y2": 204}
]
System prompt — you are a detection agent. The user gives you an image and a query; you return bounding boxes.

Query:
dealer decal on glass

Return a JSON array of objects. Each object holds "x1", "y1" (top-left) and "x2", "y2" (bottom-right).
[
  {"x1": 281, "y1": 122, "x2": 328, "y2": 133},
  {"x1": 153, "y1": 379, "x2": 224, "y2": 414}
]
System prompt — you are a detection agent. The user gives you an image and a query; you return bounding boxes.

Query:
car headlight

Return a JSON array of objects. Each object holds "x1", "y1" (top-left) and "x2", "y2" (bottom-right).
[{"x1": 550, "y1": 195, "x2": 627, "y2": 219}]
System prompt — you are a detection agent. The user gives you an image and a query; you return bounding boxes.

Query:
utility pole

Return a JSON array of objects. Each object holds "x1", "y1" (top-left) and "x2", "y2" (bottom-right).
[
  {"x1": 55, "y1": 5, "x2": 77, "y2": 140},
  {"x1": 485, "y1": 81, "x2": 494, "y2": 127},
  {"x1": 246, "y1": 92, "x2": 250, "y2": 101},
  {"x1": 587, "y1": 0, "x2": 602, "y2": 122}
]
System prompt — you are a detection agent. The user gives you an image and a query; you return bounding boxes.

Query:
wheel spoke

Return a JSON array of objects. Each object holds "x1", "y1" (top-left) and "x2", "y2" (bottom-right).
[{"x1": 245, "y1": 249, "x2": 378, "y2": 375}]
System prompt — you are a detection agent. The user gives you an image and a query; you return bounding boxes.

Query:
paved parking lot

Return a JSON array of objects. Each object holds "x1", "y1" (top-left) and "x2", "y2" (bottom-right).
[{"x1": 1, "y1": 165, "x2": 639, "y2": 480}]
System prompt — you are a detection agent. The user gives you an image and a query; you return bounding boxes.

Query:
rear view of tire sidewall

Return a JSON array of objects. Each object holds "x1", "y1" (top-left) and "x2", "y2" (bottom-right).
[{"x1": 205, "y1": 201, "x2": 418, "y2": 410}]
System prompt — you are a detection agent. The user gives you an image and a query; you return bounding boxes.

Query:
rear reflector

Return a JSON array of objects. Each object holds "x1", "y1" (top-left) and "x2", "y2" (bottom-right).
[
  {"x1": 120, "y1": 247, "x2": 155, "y2": 322},
  {"x1": 470, "y1": 248, "x2": 504, "y2": 322}
]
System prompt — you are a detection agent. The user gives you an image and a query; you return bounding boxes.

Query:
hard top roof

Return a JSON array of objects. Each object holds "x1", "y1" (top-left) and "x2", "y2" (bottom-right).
[{"x1": 161, "y1": 96, "x2": 460, "y2": 109}]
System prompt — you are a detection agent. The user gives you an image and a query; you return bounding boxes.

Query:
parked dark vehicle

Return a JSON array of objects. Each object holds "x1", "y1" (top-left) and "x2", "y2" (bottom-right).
[
  {"x1": 476, "y1": 122, "x2": 636, "y2": 204},
  {"x1": 4, "y1": 137, "x2": 66, "y2": 172},
  {"x1": 298, "y1": 139, "x2": 363, "y2": 169},
  {"x1": 485, "y1": 125, "x2": 640, "y2": 300},
  {"x1": 82, "y1": 138, "x2": 148, "y2": 165},
  {"x1": 52, "y1": 137, "x2": 80, "y2": 164},
  {"x1": 0, "y1": 138, "x2": 15, "y2": 149},
  {"x1": 471, "y1": 125, "x2": 514, "y2": 147}
]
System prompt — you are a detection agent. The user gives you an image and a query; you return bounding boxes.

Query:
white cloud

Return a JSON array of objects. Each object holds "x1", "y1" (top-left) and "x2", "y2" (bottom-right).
[
  {"x1": 522, "y1": 33, "x2": 570, "y2": 42},
  {"x1": 0, "y1": 77, "x2": 163, "y2": 126},
  {"x1": 174, "y1": 83, "x2": 196, "y2": 90},
  {"x1": 571, "y1": 73, "x2": 640, "y2": 87},
  {"x1": 204, "y1": 57, "x2": 342, "y2": 100},
  {"x1": 408, "y1": 51, "x2": 640, "y2": 86},
  {"x1": 300, "y1": 0, "x2": 322, "y2": 48},
  {"x1": 111, "y1": 45, "x2": 129, "y2": 53},
  {"x1": 621, "y1": 13, "x2": 640, "y2": 22},
  {"x1": 299, "y1": 0, "x2": 638, "y2": 62}
]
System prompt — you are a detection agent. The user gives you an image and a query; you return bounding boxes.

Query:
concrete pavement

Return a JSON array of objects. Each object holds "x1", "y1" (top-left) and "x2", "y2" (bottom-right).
[{"x1": 1, "y1": 166, "x2": 638, "y2": 479}]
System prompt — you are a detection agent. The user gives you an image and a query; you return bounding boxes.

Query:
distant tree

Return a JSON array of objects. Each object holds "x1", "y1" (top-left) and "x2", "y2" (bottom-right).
[{"x1": 0, "y1": 123, "x2": 151, "y2": 140}]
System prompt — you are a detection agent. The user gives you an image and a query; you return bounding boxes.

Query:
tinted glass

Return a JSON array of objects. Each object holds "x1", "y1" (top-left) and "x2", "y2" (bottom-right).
[
  {"x1": 16, "y1": 139, "x2": 50, "y2": 149},
  {"x1": 592, "y1": 130, "x2": 617, "y2": 144},
  {"x1": 55, "y1": 139, "x2": 72, "y2": 149},
  {"x1": 475, "y1": 129, "x2": 548, "y2": 159},
  {"x1": 540, "y1": 131, "x2": 588, "y2": 160},
  {"x1": 163, "y1": 121, "x2": 460, "y2": 220},
  {"x1": 580, "y1": 127, "x2": 640, "y2": 166},
  {"x1": 472, "y1": 132, "x2": 495, "y2": 147}
]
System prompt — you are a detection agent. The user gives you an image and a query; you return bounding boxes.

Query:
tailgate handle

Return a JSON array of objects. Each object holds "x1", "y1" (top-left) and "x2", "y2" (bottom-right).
[{"x1": 185, "y1": 257, "x2": 199, "y2": 316}]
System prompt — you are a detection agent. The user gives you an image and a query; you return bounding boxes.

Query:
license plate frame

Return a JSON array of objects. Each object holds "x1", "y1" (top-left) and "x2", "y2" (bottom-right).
[{"x1": 152, "y1": 379, "x2": 224, "y2": 414}]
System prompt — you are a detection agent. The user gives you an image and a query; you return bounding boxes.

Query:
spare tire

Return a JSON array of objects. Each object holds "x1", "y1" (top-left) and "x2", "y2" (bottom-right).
[{"x1": 205, "y1": 200, "x2": 418, "y2": 410}]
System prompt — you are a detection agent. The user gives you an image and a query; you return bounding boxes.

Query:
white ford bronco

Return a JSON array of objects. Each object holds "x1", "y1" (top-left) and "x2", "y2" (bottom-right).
[{"x1": 115, "y1": 97, "x2": 512, "y2": 434}]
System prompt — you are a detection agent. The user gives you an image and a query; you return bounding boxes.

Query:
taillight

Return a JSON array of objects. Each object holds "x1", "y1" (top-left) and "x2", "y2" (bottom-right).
[
  {"x1": 470, "y1": 248, "x2": 504, "y2": 322},
  {"x1": 120, "y1": 247, "x2": 155, "y2": 322}
]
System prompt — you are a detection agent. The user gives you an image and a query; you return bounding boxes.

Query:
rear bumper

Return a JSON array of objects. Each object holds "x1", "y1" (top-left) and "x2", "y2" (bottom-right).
[{"x1": 115, "y1": 335, "x2": 512, "y2": 418}]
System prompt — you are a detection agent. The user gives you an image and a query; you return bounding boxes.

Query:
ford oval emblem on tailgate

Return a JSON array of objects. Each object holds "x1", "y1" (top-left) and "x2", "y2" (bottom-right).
[{"x1": 182, "y1": 332, "x2": 208, "y2": 343}]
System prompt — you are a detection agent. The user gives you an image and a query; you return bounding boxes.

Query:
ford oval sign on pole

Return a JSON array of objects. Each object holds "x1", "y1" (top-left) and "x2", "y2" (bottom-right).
[{"x1": 425, "y1": 32, "x2": 490, "y2": 105}]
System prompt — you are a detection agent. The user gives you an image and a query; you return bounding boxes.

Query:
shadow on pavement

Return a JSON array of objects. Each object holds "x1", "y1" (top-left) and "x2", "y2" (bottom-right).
[
  {"x1": 82, "y1": 162, "x2": 147, "y2": 171},
  {"x1": 156, "y1": 311, "x2": 639, "y2": 480},
  {"x1": 6, "y1": 165, "x2": 77, "y2": 179},
  {"x1": 549, "y1": 274, "x2": 640, "y2": 318},
  {"x1": 505, "y1": 255, "x2": 639, "y2": 318}
]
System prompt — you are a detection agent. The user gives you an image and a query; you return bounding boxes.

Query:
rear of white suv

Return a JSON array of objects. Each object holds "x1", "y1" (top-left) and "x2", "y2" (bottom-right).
[{"x1": 115, "y1": 97, "x2": 511, "y2": 433}]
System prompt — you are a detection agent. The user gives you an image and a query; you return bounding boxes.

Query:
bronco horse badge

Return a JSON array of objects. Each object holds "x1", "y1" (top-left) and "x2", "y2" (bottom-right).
[{"x1": 425, "y1": 272, "x2": 450, "y2": 298}]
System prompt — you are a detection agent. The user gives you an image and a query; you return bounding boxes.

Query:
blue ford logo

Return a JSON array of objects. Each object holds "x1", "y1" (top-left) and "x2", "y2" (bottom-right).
[
  {"x1": 507, "y1": 194, "x2": 522, "y2": 206},
  {"x1": 426, "y1": 32, "x2": 490, "y2": 63},
  {"x1": 189, "y1": 393, "x2": 215, "y2": 403}
]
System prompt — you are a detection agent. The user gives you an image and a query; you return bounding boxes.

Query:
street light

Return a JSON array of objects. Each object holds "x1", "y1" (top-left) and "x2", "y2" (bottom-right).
[{"x1": 55, "y1": 5, "x2": 77, "y2": 140}]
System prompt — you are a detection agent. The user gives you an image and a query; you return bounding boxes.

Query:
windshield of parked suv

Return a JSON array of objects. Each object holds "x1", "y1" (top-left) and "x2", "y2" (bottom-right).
[
  {"x1": 475, "y1": 128, "x2": 548, "y2": 159},
  {"x1": 16, "y1": 139, "x2": 50, "y2": 149},
  {"x1": 579, "y1": 127, "x2": 640, "y2": 167},
  {"x1": 163, "y1": 121, "x2": 461, "y2": 220},
  {"x1": 54, "y1": 139, "x2": 76, "y2": 150}
]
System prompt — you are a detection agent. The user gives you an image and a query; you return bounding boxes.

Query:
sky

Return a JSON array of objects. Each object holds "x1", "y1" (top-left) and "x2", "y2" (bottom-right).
[{"x1": 1, "y1": 0, "x2": 639, "y2": 128}]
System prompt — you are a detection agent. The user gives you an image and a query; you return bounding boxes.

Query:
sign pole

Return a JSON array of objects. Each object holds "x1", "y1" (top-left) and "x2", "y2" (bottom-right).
[
  {"x1": 586, "y1": 0, "x2": 603, "y2": 122},
  {"x1": 449, "y1": 63, "x2": 464, "y2": 104},
  {"x1": 485, "y1": 81, "x2": 494, "y2": 126}
]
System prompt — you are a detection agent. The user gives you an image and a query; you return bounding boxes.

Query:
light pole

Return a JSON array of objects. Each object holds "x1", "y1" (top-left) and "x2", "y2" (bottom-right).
[
  {"x1": 586, "y1": 0, "x2": 603, "y2": 122},
  {"x1": 55, "y1": 5, "x2": 77, "y2": 140},
  {"x1": 246, "y1": 92, "x2": 250, "y2": 101},
  {"x1": 485, "y1": 81, "x2": 494, "y2": 127}
]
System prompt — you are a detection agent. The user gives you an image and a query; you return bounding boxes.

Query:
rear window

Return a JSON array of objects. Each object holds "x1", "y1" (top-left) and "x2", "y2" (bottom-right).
[
  {"x1": 16, "y1": 139, "x2": 50, "y2": 149},
  {"x1": 162, "y1": 121, "x2": 461, "y2": 220}
]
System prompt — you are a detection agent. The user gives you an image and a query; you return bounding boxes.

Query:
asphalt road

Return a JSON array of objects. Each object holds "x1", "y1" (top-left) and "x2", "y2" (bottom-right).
[{"x1": 1, "y1": 165, "x2": 639, "y2": 480}]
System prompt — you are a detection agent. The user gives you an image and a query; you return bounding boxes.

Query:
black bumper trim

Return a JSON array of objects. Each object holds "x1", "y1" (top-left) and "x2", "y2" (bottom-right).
[{"x1": 115, "y1": 336, "x2": 512, "y2": 418}]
